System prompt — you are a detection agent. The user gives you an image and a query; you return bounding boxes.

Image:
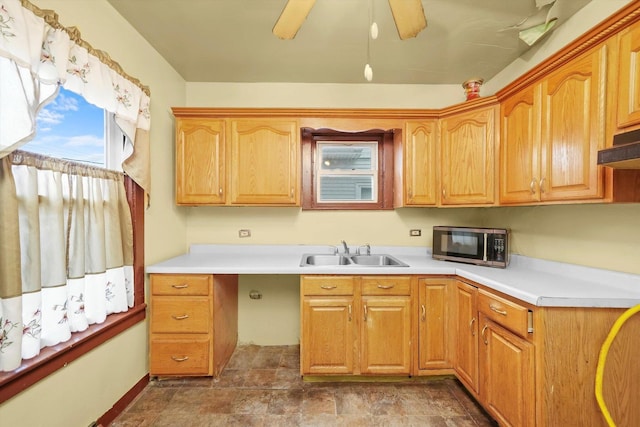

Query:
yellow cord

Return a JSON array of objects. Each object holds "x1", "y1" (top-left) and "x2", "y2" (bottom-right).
[{"x1": 595, "y1": 303, "x2": 640, "y2": 427}]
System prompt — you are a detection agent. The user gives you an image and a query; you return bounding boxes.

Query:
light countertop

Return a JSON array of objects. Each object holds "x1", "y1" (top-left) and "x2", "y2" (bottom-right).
[{"x1": 146, "y1": 244, "x2": 640, "y2": 308}]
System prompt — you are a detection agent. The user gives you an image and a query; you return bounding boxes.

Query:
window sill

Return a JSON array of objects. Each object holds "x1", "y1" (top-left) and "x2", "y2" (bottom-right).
[{"x1": 0, "y1": 303, "x2": 146, "y2": 404}]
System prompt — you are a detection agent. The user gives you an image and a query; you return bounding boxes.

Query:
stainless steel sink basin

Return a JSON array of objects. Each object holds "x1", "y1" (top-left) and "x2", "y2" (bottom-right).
[
  {"x1": 299, "y1": 254, "x2": 353, "y2": 266},
  {"x1": 349, "y1": 254, "x2": 409, "y2": 267},
  {"x1": 300, "y1": 253, "x2": 409, "y2": 267}
]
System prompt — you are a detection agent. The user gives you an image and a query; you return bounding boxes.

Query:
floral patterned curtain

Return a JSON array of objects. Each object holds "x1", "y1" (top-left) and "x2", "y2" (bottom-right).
[
  {"x1": 0, "y1": 0, "x2": 143, "y2": 372},
  {"x1": 0, "y1": 151, "x2": 133, "y2": 371},
  {"x1": 0, "y1": 0, "x2": 151, "y2": 193}
]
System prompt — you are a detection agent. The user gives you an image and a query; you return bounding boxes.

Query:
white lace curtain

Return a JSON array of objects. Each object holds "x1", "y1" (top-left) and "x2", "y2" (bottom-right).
[
  {"x1": 0, "y1": 0, "x2": 148, "y2": 372},
  {"x1": 0, "y1": 0, "x2": 151, "y2": 192},
  {"x1": 0, "y1": 151, "x2": 134, "y2": 371}
]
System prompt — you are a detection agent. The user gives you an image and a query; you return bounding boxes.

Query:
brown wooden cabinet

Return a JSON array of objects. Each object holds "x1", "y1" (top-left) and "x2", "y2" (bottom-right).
[
  {"x1": 398, "y1": 120, "x2": 438, "y2": 206},
  {"x1": 417, "y1": 277, "x2": 450, "y2": 371},
  {"x1": 229, "y1": 119, "x2": 300, "y2": 205},
  {"x1": 477, "y1": 289, "x2": 535, "y2": 426},
  {"x1": 300, "y1": 276, "x2": 356, "y2": 375},
  {"x1": 440, "y1": 102, "x2": 498, "y2": 205},
  {"x1": 539, "y1": 44, "x2": 607, "y2": 201},
  {"x1": 175, "y1": 118, "x2": 226, "y2": 205},
  {"x1": 479, "y1": 313, "x2": 535, "y2": 427},
  {"x1": 173, "y1": 112, "x2": 300, "y2": 206},
  {"x1": 617, "y1": 20, "x2": 640, "y2": 129},
  {"x1": 360, "y1": 276, "x2": 412, "y2": 375},
  {"x1": 300, "y1": 275, "x2": 412, "y2": 376},
  {"x1": 149, "y1": 274, "x2": 238, "y2": 377},
  {"x1": 453, "y1": 280, "x2": 479, "y2": 394}
]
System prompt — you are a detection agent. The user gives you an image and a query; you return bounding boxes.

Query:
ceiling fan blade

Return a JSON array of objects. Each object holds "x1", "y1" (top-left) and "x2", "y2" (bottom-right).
[
  {"x1": 273, "y1": 0, "x2": 317, "y2": 40},
  {"x1": 388, "y1": 0, "x2": 427, "y2": 40}
]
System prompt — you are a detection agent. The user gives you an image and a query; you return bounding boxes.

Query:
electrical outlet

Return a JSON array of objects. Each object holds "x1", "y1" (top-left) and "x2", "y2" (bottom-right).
[
  {"x1": 238, "y1": 229, "x2": 251, "y2": 238},
  {"x1": 410, "y1": 229, "x2": 422, "y2": 237}
]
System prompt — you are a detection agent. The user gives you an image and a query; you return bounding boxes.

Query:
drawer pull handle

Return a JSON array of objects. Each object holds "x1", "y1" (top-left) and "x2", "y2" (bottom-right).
[
  {"x1": 320, "y1": 285, "x2": 337, "y2": 290},
  {"x1": 481, "y1": 325, "x2": 489, "y2": 345},
  {"x1": 421, "y1": 304, "x2": 426, "y2": 322},
  {"x1": 364, "y1": 305, "x2": 368, "y2": 321},
  {"x1": 348, "y1": 304, "x2": 352, "y2": 322},
  {"x1": 469, "y1": 317, "x2": 476, "y2": 336},
  {"x1": 172, "y1": 284, "x2": 189, "y2": 289},
  {"x1": 489, "y1": 304, "x2": 508, "y2": 316},
  {"x1": 172, "y1": 314, "x2": 190, "y2": 320},
  {"x1": 377, "y1": 284, "x2": 394, "y2": 289},
  {"x1": 530, "y1": 178, "x2": 537, "y2": 195},
  {"x1": 171, "y1": 356, "x2": 189, "y2": 362}
]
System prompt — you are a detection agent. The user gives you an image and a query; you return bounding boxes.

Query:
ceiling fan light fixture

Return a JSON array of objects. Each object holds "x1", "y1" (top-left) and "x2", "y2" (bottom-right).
[
  {"x1": 364, "y1": 64, "x2": 373, "y2": 82},
  {"x1": 370, "y1": 22, "x2": 379, "y2": 39}
]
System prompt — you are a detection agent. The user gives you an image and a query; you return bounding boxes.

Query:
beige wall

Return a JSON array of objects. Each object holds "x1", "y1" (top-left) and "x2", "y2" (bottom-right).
[
  {"x1": 3, "y1": 0, "x2": 638, "y2": 424},
  {"x1": 1, "y1": 1, "x2": 187, "y2": 426}
]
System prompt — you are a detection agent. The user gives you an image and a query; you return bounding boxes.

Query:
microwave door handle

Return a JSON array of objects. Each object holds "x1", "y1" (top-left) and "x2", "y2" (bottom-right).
[{"x1": 483, "y1": 233, "x2": 488, "y2": 262}]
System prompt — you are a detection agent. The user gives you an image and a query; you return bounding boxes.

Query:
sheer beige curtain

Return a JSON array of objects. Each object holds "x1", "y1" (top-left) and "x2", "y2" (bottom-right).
[{"x1": 0, "y1": 151, "x2": 133, "y2": 370}]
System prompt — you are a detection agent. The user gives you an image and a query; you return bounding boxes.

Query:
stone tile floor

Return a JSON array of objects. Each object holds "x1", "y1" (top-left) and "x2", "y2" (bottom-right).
[{"x1": 111, "y1": 345, "x2": 497, "y2": 426}]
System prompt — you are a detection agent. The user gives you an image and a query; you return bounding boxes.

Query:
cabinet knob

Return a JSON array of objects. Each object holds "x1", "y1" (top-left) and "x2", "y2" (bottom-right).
[
  {"x1": 442, "y1": 186, "x2": 446, "y2": 199},
  {"x1": 529, "y1": 178, "x2": 537, "y2": 195},
  {"x1": 540, "y1": 178, "x2": 546, "y2": 194},
  {"x1": 219, "y1": 187, "x2": 223, "y2": 195},
  {"x1": 421, "y1": 304, "x2": 426, "y2": 322}
]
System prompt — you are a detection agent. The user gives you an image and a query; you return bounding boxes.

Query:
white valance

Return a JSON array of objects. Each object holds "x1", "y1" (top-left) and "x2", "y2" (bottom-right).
[{"x1": 0, "y1": 0, "x2": 151, "y2": 193}]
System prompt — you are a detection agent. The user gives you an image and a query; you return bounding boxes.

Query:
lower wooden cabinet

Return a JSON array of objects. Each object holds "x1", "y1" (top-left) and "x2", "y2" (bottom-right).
[
  {"x1": 149, "y1": 273, "x2": 238, "y2": 377},
  {"x1": 417, "y1": 278, "x2": 451, "y2": 372},
  {"x1": 453, "y1": 280, "x2": 479, "y2": 393},
  {"x1": 479, "y1": 313, "x2": 535, "y2": 427},
  {"x1": 300, "y1": 275, "x2": 412, "y2": 376}
]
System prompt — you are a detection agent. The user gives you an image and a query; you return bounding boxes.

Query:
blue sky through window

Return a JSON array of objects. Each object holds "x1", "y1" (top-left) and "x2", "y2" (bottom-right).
[{"x1": 21, "y1": 87, "x2": 105, "y2": 165}]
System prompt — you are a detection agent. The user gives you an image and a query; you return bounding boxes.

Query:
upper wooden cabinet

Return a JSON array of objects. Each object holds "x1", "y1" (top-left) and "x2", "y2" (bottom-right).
[
  {"x1": 617, "y1": 20, "x2": 640, "y2": 129},
  {"x1": 539, "y1": 44, "x2": 606, "y2": 202},
  {"x1": 440, "y1": 102, "x2": 498, "y2": 206},
  {"x1": 229, "y1": 119, "x2": 300, "y2": 205},
  {"x1": 398, "y1": 120, "x2": 438, "y2": 206},
  {"x1": 176, "y1": 118, "x2": 226, "y2": 205},
  {"x1": 500, "y1": 44, "x2": 607, "y2": 204},
  {"x1": 173, "y1": 113, "x2": 300, "y2": 206}
]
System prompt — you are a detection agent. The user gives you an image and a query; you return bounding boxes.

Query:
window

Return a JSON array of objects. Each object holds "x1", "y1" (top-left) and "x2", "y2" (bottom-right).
[
  {"x1": 301, "y1": 128, "x2": 396, "y2": 210},
  {"x1": 0, "y1": 86, "x2": 145, "y2": 403}
]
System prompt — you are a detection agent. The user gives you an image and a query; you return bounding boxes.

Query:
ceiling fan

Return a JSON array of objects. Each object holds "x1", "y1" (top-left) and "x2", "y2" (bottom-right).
[{"x1": 273, "y1": 0, "x2": 427, "y2": 40}]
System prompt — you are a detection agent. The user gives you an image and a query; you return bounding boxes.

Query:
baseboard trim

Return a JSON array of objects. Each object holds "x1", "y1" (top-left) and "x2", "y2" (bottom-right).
[{"x1": 96, "y1": 374, "x2": 149, "y2": 426}]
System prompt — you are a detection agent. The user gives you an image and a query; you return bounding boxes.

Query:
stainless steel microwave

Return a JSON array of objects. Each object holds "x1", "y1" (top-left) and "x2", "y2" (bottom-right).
[{"x1": 432, "y1": 226, "x2": 509, "y2": 268}]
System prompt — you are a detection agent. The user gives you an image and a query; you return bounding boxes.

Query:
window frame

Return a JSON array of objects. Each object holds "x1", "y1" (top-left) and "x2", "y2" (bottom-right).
[
  {"x1": 301, "y1": 128, "x2": 395, "y2": 210},
  {"x1": 0, "y1": 176, "x2": 146, "y2": 404}
]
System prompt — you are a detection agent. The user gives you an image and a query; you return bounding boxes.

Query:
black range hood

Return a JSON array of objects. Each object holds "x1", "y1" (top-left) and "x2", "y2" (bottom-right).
[{"x1": 598, "y1": 128, "x2": 640, "y2": 169}]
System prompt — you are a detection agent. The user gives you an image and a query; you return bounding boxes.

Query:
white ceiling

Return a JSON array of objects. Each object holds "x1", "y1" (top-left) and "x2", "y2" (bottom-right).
[{"x1": 106, "y1": 0, "x2": 593, "y2": 85}]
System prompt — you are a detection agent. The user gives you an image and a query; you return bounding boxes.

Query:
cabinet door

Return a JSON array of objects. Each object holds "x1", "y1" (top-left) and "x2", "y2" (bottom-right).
[
  {"x1": 301, "y1": 297, "x2": 355, "y2": 375},
  {"x1": 500, "y1": 86, "x2": 542, "y2": 204},
  {"x1": 540, "y1": 45, "x2": 606, "y2": 201},
  {"x1": 479, "y1": 314, "x2": 535, "y2": 427},
  {"x1": 361, "y1": 296, "x2": 411, "y2": 374},
  {"x1": 229, "y1": 119, "x2": 299, "y2": 205},
  {"x1": 176, "y1": 119, "x2": 225, "y2": 205},
  {"x1": 404, "y1": 121, "x2": 438, "y2": 205},
  {"x1": 440, "y1": 105, "x2": 497, "y2": 205},
  {"x1": 454, "y1": 281, "x2": 479, "y2": 393},
  {"x1": 618, "y1": 22, "x2": 640, "y2": 128},
  {"x1": 418, "y1": 278, "x2": 449, "y2": 370}
]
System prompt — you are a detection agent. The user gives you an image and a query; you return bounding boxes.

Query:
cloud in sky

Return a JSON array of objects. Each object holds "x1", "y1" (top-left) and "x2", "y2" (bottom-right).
[
  {"x1": 53, "y1": 93, "x2": 80, "y2": 112},
  {"x1": 64, "y1": 134, "x2": 104, "y2": 148},
  {"x1": 37, "y1": 108, "x2": 64, "y2": 126}
]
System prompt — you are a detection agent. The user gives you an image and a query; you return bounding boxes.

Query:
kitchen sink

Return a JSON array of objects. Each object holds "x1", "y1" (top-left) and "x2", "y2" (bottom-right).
[
  {"x1": 299, "y1": 254, "x2": 353, "y2": 266},
  {"x1": 299, "y1": 253, "x2": 409, "y2": 267},
  {"x1": 349, "y1": 254, "x2": 409, "y2": 267}
]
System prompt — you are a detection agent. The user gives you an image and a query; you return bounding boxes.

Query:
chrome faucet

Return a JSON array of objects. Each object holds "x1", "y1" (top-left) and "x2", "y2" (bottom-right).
[
  {"x1": 357, "y1": 244, "x2": 371, "y2": 256},
  {"x1": 341, "y1": 240, "x2": 350, "y2": 255}
]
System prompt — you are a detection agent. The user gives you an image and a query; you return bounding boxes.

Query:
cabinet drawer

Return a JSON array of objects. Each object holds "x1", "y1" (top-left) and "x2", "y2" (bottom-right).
[
  {"x1": 151, "y1": 297, "x2": 210, "y2": 333},
  {"x1": 151, "y1": 274, "x2": 211, "y2": 296},
  {"x1": 362, "y1": 276, "x2": 411, "y2": 295},
  {"x1": 150, "y1": 336, "x2": 210, "y2": 375},
  {"x1": 302, "y1": 276, "x2": 355, "y2": 295},
  {"x1": 478, "y1": 290, "x2": 530, "y2": 337}
]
